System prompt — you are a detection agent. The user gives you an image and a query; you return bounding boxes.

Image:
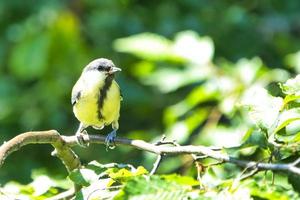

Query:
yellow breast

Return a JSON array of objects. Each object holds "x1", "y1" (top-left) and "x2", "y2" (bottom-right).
[
  {"x1": 73, "y1": 73, "x2": 121, "y2": 128},
  {"x1": 100, "y1": 81, "x2": 121, "y2": 125}
]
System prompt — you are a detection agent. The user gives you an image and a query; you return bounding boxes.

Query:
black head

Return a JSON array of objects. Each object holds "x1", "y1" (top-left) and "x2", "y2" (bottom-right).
[{"x1": 84, "y1": 58, "x2": 121, "y2": 75}]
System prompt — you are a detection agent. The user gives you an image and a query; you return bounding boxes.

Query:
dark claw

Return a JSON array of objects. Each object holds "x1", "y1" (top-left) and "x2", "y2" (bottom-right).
[
  {"x1": 105, "y1": 130, "x2": 117, "y2": 150},
  {"x1": 76, "y1": 130, "x2": 89, "y2": 148}
]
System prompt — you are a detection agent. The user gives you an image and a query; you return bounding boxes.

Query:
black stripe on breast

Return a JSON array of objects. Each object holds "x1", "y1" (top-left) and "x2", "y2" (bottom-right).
[{"x1": 97, "y1": 75, "x2": 114, "y2": 120}]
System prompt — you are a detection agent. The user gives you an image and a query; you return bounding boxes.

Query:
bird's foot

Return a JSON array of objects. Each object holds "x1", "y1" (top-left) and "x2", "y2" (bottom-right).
[
  {"x1": 105, "y1": 130, "x2": 117, "y2": 150},
  {"x1": 76, "y1": 130, "x2": 89, "y2": 148}
]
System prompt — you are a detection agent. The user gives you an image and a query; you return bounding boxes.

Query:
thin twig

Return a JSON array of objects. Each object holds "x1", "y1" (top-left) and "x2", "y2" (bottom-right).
[
  {"x1": 239, "y1": 168, "x2": 259, "y2": 181},
  {"x1": 292, "y1": 157, "x2": 300, "y2": 166},
  {"x1": 194, "y1": 161, "x2": 205, "y2": 189},
  {"x1": 150, "y1": 155, "x2": 162, "y2": 175},
  {"x1": 150, "y1": 135, "x2": 180, "y2": 175}
]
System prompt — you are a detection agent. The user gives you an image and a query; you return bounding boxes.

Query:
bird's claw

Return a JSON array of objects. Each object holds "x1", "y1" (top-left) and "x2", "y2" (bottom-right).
[
  {"x1": 105, "y1": 130, "x2": 117, "y2": 150},
  {"x1": 76, "y1": 130, "x2": 89, "y2": 148}
]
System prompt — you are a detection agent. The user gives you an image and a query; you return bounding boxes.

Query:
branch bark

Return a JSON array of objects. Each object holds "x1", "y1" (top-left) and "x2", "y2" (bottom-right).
[
  {"x1": 0, "y1": 130, "x2": 81, "y2": 172},
  {"x1": 1, "y1": 130, "x2": 300, "y2": 176}
]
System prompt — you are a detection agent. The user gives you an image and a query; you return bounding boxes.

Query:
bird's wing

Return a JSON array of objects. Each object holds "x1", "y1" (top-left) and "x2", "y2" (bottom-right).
[{"x1": 71, "y1": 80, "x2": 82, "y2": 106}]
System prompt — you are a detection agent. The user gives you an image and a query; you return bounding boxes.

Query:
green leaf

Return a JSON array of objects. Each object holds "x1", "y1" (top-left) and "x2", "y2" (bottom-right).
[
  {"x1": 249, "y1": 176, "x2": 299, "y2": 199},
  {"x1": 285, "y1": 50, "x2": 300, "y2": 73},
  {"x1": 241, "y1": 128, "x2": 254, "y2": 144},
  {"x1": 106, "y1": 166, "x2": 148, "y2": 183},
  {"x1": 164, "y1": 86, "x2": 217, "y2": 125},
  {"x1": 135, "y1": 166, "x2": 149, "y2": 176},
  {"x1": 161, "y1": 174, "x2": 199, "y2": 186},
  {"x1": 9, "y1": 34, "x2": 50, "y2": 80},
  {"x1": 275, "y1": 108, "x2": 300, "y2": 136},
  {"x1": 68, "y1": 168, "x2": 98, "y2": 187},
  {"x1": 282, "y1": 95, "x2": 300, "y2": 109},
  {"x1": 239, "y1": 129, "x2": 268, "y2": 149},
  {"x1": 75, "y1": 191, "x2": 84, "y2": 200},
  {"x1": 114, "y1": 175, "x2": 194, "y2": 200},
  {"x1": 274, "y1": 117, "x2": 300, "y2": 134},
  {"x1": 275, "y1": 132, "x2": 300, "y2": 144},
  {"x1": 288, "y1": 173, "x2": 300, "y2": 194}
]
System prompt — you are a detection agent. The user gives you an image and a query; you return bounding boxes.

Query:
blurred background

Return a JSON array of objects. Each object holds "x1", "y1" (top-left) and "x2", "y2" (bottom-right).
[{"x1": 1, "y1": 0, "x2": 300, "y2": 184}]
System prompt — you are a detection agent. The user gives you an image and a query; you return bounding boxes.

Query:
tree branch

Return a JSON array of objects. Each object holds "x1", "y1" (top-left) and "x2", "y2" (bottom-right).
[
  {"x1": 0, "y1": 130, "x2": 81, "y2": 172},
  {"x1": 1, "y1": 130, "x2": 300, "y2": 177}
]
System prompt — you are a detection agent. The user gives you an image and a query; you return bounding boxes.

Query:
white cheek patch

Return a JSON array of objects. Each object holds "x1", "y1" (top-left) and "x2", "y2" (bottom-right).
[{"x1": 82, "y1": 71, "x2": 106, "y2": 90}]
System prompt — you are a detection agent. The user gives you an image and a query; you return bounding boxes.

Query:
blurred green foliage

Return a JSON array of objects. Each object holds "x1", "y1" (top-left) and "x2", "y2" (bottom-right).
[{"x1": 1, "y1": 0, "x2": 300, "y2": 199}]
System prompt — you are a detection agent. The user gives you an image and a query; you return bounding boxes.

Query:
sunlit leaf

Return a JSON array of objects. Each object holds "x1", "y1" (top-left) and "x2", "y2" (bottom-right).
[
  {"x1": 216, "y1": 187, "x2": 252, "y2": 200},
  {"x1": 274, "y1": 117, "x2": 300, "y2": 134},
  {"x1": 142, "y1": 66, "x2": 209, "y2": 93},
  {"x1": 113, "y1": 31, "x2": 214, "y2": 65},
  {"x1": 235, "y1": 57, "x2": 263, "y2": 85},
  {"x1": 198, "y1": 126, "x2": 248, "y2": 147},
  {"x1": 161, "y1": 174, "x2": 199, "y2": 186},
  {"x1": 74, "y1": 179, "x2": 116, "y2": 200},
  {"x1": 280, "y1": 74, "x2": 300, "y2": 95},
  {"x1": 29, "y1": 175, "x2": 55, "y2": 196},
  {"x1": 113, "y1": 33, "x2": 179, "y2": 61},
  {"x1": 2, "y1": 182, "x2": 32, "y2": 197},
  {"x1": 276, "y1": 108, "x2": 300, "y2": 135},
  {"x1": 107, "y1": 166, "x2": 147, "y2": 183},
  {"x1": 275, "y1": 132, "x2": 300, "y2": 144},
  {"x1": 285, "y1": 50, "x2": 300, "y2": 73},
  {"x1": 241, "y1": 128, "x2": 254, "y2": 144},
  {"x1": 282, "y1": 95, "x2": 300, "y2": 110},
  {"x1": 173, "y1": 30, "x2": 214, "y2": 64},
  {"x1": 241, "y1": 86, "x2": 283, "y2": 130},
  {"x1": 166, "y1": 108, "x2": 208, "y2": 143}
]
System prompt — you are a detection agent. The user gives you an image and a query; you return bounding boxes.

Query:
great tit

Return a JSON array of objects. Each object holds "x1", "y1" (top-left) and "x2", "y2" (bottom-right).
[{"x1": 71, "y1": 58, "x2": 122, "y2": 148}]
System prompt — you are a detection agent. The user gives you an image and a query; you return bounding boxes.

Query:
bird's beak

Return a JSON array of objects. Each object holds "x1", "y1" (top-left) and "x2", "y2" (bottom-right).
[{"x1": 109, "y1": 67, "x2": 122, "y2": 74}]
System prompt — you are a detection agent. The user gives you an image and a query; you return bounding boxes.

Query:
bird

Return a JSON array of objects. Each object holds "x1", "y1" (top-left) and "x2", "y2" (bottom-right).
[{"x1": 71, "y1": 58, "x2": 122, "y2": 148}]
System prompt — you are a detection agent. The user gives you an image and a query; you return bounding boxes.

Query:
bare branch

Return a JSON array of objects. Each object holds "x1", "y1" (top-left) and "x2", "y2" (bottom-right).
[
  {"x1": 0, "y1": 130, "x2": 81, "y2": 172},
  {"x1": 1, "y1": 130, "x2": 300, "y2": 177},
  {"x1": 0, "y1": 130, "x2": 82, "y2": 198}
]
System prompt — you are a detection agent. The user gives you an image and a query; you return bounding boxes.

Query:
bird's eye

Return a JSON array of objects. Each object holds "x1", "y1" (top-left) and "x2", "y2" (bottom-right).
[{"x1": 97, "y1": 65, "x2": 103, "y2": 71}]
